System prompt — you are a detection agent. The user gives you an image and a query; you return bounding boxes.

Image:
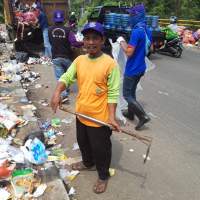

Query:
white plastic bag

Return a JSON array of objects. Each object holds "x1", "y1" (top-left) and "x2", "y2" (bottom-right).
[{"x1": 110, "y1": 40, "x2": 128, "y2": 125}]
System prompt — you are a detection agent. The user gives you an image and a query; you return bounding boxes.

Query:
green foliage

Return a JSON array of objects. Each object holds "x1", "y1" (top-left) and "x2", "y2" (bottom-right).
[{"x1": 71, "y1": 0, "x2": 200, "y2": 22}]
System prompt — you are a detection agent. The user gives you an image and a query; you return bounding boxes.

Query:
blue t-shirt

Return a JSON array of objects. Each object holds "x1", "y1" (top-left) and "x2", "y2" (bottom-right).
[{"x1": 124, "y1": 27, "x2": 152, "y2": 76}]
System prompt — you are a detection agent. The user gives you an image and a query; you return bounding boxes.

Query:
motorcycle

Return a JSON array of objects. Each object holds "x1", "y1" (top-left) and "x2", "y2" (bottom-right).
[{"x1": 156, "y1": 37, "x2": 183, "y2": 58}]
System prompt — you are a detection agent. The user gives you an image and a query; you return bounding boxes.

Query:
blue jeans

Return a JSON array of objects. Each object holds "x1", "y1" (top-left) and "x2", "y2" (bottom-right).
[
  {"x1": 43, "y1": 28, "x2": 52, "y2": 58},
  {"x1": 53, "y1": 57, "x2": 72, "y2": 97},
  {"x1": 123, "y1": 73, "x2": 144, "y2": 104}
]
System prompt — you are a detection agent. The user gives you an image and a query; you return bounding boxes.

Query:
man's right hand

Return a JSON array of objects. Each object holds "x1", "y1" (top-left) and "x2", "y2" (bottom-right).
[{"x1": 51, "y1": 92, "x2": 61, "y2": 113}]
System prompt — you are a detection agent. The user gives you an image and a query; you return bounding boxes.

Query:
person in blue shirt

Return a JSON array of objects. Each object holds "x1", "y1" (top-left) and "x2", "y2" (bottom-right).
[
  {"x1": 37, "y1": 5, "x2": 52, "y2": 58},
  {"x1": 117, "y1": 4, "x2": 151, "y2": 130}
]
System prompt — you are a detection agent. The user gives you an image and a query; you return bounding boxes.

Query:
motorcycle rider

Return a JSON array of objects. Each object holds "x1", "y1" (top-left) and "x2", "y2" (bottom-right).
[{"x1": 168, "y1": 16, "x2": 178, "y2": 33}]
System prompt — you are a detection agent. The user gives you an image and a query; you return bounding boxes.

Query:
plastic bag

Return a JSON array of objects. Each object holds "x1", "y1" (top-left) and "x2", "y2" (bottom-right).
[
  {"x1": 110, "y1": 40, "x2": 127, "y2": 125},
  {"x1": 21, "y1": 138, "x2": 47, "y2": 165}
]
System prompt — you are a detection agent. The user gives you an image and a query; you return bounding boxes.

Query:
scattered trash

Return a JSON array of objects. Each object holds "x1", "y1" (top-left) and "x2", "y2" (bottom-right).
[
  {"x1": 158, "y1": 90, "x2": 169, "y2": 96},
  {"x1": 0, "y1": 188, "x2": 11, "y2": 200},
  {"x1": 27, "y1": 56, "x2": 52, "y2": 66},
  {"x1": 32, "y1": 183, "x2": 47, "y2": 198},
  {"x1": 56, "y1": 131, "x2": 64, "y2": 136},
  {"x1": 39, "y1": 120, "x2": 51, "y2": 130},
  {"x1": 21, "y1": 138, "x2": 47, "y2": 165},
  {"x1": 0, "y1": 103, "x2": 24, "y2": 131},
  {"x1": 24, "y1": 131, "x2": 45, "y2": 144},
  {"x1": 64, "y1": 157, "x2": 82, "y2": 166},
  {"x1": 129, "y1": 149, "x2": 134, "y2": 152},
  {"x1": 19, "y1": 96, "x2": 29, "y2": 103},
  {"x1": 62, "y1": 117, "x2": 74, "y2": 125},
  {"x1": 51, "y1": 118, "x2": 61, "y2": 128},
  {"x1": 109, "y1": 168, "x2": 115, "y2": 177},
  {"x1": 142, "y1": 154, "x2": 151, "y2": 161},
  {"x1": 44, "y1": 129, "x2": 56, "y2": 139},
  {"x1": 38, "y1": 99, "x2": 49, "y2": 107},
  {"x1": 11, "y1": 169, "x2": 38, "y2": 198},
  {"x1": 21, "y1": 104, "x2": 37, "y2": 122},
  {"x1": 35, "y1": 83, "x2": 42, "y2": 89},
  {"x1": 0, "y1": 160, "x2": 15, "y2": 179},
  {"x1": 68, "y1": 187, "x2": 76, "y2": 196},
  {"x1": 72, "y1": 143, "x2": 79, "y2": 151}
]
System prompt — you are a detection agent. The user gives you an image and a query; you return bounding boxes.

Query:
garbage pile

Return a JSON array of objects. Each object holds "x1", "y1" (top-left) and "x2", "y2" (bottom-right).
[
  {"x1": 27, "y1": 56, "x2": 52, "y2": 65},
  {"x1": 172, "y1": 26, "x2": 200, "y2": 46},
  {"x1": 0, "y1": 24, "x2": 9, "y2": 43},
  {"x1": 180, "y1": 28, "x2": 200, "y2": 46},
  {"x1": 0, "y1": 60, "x2": 40, "y2": 86},
  {"x1": 0, "y1": 114, "x2": 80, "y2": 199},
  {"x1": 0, "y1": 104, "x2": 48, "y2": 199}
]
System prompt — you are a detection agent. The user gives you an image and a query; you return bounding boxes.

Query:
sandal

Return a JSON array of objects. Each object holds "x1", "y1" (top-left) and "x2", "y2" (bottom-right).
[
  {"x1": 93, "y1": 179, "x2": 108, "y2": 194},
  {"x1": 71, "y1": 161, "x2": 96, "y2": 171}
]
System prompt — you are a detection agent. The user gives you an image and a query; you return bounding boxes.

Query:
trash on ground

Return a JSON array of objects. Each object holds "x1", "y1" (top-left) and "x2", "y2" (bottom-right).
[
  {"x1": 21, "y1": 138, "x2": 47, "y2": 165},
  {"x1": 68, "y1": 187, "x2": 76, "y2": 196},
  {"x1": 72, "y1": 142, "x2": 79, "y2": 151},
  {"x1": 35, "y1": 83, "x2": 42, "y2": 89},
  {"x1": 0, "y1": 188, "x2": 11, "y2": 200},
  {"x1": 51, "y1": 118, "x2": 61, "y2": 128},
  {"x1": 64, "y1": 157, "x2": 82, "y2": 166},
  {"x1": 62, "y1": 117, "x2": 74, "y2": 125},
  {"x1": 32, "y1": 183, "x2": 47, "y2": 198},
  {"x1": 109, "y1": 168, "x2": 116, "y2": 177},
  {"x1": 11, "y1": 168, "x2": 41, "y2": 198},
  {"x1": 158, "y1": 90, "x2": 169, "y2": 96},
  {"x1": 0, "y1": 160, "x2": 15, "y2": 179},
  {"x1": 143, "y1": 154, "x2": 151, "y2": 161},
  {"x1": 129, "y1": 149, "x2": 134, "y2": 152}
]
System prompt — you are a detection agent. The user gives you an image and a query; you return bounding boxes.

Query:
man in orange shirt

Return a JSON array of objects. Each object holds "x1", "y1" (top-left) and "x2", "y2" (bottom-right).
[{"x1": 51, "y1": 22, "x2": 120, "y2": 194}]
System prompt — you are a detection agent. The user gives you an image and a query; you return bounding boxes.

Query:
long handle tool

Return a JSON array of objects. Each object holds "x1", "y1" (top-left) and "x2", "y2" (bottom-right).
[{"x1": 59, "y1": 105, "x2": 152, "y2": 163}]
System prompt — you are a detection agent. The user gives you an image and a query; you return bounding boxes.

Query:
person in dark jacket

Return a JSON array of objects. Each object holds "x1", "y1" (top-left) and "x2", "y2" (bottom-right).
[
  {"x1": 38, "y1": 9, "x2": 52, "y2": 57},
  {"x1": 48, "y1": 10, "x2": 83, "y2": 100}
]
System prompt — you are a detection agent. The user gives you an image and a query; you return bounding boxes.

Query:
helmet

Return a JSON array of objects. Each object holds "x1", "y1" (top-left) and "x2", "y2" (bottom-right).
[
  {"x1": 53, "y1": 10, "x2": 64, "y2": 23},
  {"x1": 170, "y1": 16, "x2": 177, "y2": 24}
]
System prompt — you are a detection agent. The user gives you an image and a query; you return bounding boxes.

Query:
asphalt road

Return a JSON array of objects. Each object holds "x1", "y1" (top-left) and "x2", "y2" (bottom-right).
[
  {"x1": 72, "y1": 48, "x2": 200, "y2": 200},
  {"x1": 29, "y1": 48, "x2": 200, "y2": 200}
]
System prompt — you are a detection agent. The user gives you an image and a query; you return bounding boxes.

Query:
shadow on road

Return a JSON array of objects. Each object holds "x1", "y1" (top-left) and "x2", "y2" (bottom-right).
[{"x1": 111, "y1": 137, "x2": 148, "y2": 188}]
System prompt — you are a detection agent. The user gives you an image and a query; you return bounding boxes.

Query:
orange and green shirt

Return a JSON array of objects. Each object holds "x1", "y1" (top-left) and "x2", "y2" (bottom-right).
[{"x1": 59, "y1": 53, "x2": 120, "y2": 127}]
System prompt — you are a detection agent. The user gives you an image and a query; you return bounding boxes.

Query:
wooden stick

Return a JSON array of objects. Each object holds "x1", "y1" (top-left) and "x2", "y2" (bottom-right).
[{"x1": 59, "y1": 106, "x2": 152, "y2": 145}]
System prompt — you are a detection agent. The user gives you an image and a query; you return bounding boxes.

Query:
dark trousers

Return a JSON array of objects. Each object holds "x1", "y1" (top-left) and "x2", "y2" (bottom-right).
[
  {"x1": 123, "y1": 73, "x2": 144, "y2": 104},
  {"x1": 76, "y1": 118, "x2": 112, "y2": 180}
]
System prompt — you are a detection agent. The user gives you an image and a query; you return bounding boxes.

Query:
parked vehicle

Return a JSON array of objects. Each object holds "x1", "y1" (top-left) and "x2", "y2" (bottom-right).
[{"x1": 88, "y1": 6, "x2": 183, "y2": 58}]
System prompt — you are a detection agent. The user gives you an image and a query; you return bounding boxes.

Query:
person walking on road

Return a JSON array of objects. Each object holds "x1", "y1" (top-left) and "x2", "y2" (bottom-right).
[
  {"x1": 48, "y1": 10, "x2": 82, "y2": 101},
  {"x1": 117, "y1": 4, "x2": 151, "y2": 130},
  {"x1": 51, "y1": 22, "x2": 120, "y2": 194}
]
